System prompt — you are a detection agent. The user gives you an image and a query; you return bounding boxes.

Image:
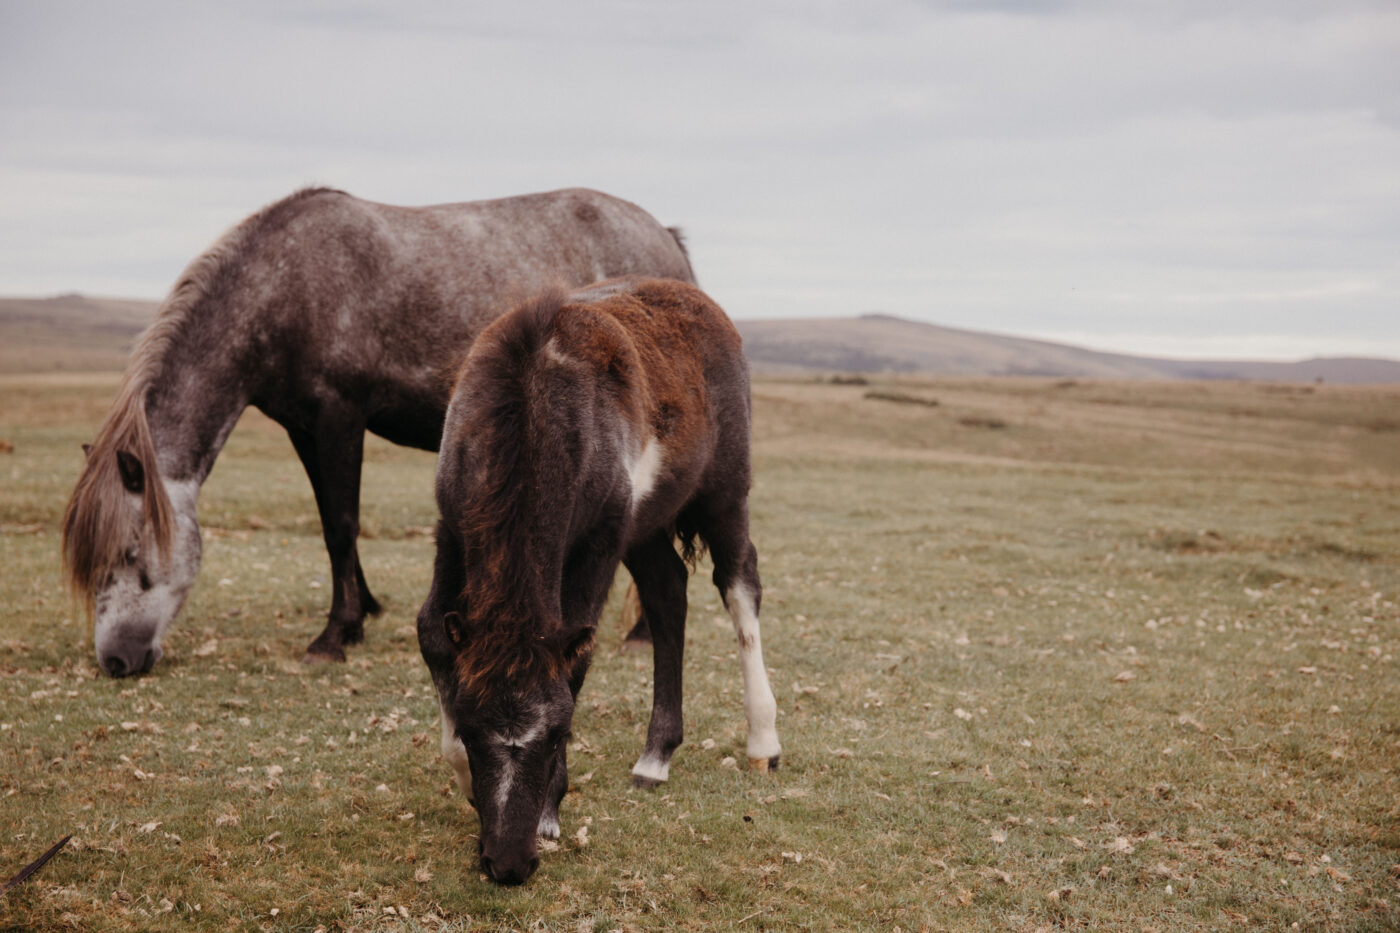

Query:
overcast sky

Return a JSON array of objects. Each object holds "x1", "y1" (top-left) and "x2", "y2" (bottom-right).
[{"x1": 2, "y1": 0, "x2": 1397, "y2": 360}]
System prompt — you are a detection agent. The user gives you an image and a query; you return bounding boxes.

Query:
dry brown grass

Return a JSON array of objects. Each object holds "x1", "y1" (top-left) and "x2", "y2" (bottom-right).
[{"x1": 1, "y1": 373, "x2": 1397, "y2": 931}]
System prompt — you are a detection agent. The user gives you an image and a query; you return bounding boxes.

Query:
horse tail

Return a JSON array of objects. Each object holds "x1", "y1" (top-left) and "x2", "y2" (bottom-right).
[
  {"x1": 666, "y1": 226, "x2": 697, "y2": 284},
  {"x1": 60, "y1": 376, "x2": 175, "y2": 612}
]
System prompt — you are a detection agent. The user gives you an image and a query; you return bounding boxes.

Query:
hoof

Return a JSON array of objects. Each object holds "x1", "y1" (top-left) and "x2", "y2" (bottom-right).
[
  {"x1": 748, "y1": 755, "x2": 780, "y2": 774},
  {"x1": 302, "y1": 645, "x2": 346, "y2": 664},
  {"x1": 620, "y1": 635, "x2": 653, "y2": 654},
  {"x1": 631, "y1": 773, "x2": 665, "y2": 791}
]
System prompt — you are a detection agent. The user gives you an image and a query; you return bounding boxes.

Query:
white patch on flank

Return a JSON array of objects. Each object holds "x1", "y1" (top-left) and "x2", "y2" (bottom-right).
[
  {"x1": 626, "y1": 437, "x2": 664, "y2": 511},
  {"x1": 439, "y1": 697, "x2": 472, "y2": 797},
  {"x1": 726, "y1": 583, "x2": 782, "y2": 762},
  {"x1": 542, "y1": 338, "x2": 573, "y2": 367},
  {"x1": 630, "y1": 751, "x2": 671, "y2": 785}
]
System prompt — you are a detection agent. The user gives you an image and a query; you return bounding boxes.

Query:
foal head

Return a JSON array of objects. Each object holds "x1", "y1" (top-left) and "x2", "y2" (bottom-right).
[{"x1": 418, "y1": 599, "x2": 593, "y2": 884}]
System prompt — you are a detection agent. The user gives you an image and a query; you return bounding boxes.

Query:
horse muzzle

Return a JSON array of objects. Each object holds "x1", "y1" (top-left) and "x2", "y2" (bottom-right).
[
  {"x1": 97, "y1": 640, "x2": 163, "y2": 678},
  {"x1": 479, "y1": 836, "x2": 539, "y2": 885}
]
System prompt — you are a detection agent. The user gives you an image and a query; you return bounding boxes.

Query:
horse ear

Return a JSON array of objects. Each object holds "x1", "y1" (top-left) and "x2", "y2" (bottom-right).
[
  {"x1": 443, "y1": 611, "x2": 469, "y2": 649},
  {"x1": 560, "y1": 625, "x2": 596, "y2": 662},
  {"x1": 116, "y1": 450, "x2": 145, "y2": 494}
]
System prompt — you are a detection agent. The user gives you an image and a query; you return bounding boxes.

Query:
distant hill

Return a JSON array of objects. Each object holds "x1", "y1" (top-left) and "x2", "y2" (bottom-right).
[
  {"x1": 0, "y1": 294, "x2": 157, "y2": 373},
  {"x1": 737, "y1": 313, "x2": 1400, "y2": 385},
  {"x1": 3, "y1": 295, "x2": 1397, "y2": 384}
]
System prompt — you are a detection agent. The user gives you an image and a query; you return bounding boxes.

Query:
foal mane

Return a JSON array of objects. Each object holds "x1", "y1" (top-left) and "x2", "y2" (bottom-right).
[
  {"x1": 61, "y1": 187, "x2": 343, "y2": 610},
  {"x1": 448, "y1": 289, "x2": 596, "y2": 699}
]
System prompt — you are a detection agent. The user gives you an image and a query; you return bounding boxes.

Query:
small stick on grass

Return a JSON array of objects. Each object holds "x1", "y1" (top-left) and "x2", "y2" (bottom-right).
[{"x1": 3, "y1": 835, "x2": 72, "y2": 894}]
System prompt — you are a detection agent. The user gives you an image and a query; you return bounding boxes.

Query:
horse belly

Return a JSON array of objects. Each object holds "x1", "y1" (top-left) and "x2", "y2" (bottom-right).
[{"x1": 366, "y1": 401, "x2": 449, "y2": 451}]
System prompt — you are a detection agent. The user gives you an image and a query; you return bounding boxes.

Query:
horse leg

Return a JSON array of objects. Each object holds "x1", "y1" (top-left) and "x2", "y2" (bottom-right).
[
  {"x1": 624, "y1": 531, "x2": 690, "y2": 788},
  {"x1": 698, "y1": 496, "x2": 781, "y2": 773},
  {"x1": 288, "y1": 416, "x2": 381, "y2": 663},
  {"x1": 620, "y1": 580, "x2": 652, "y2": 649},
  {"x1": 537, "y1": 742, "x2": 568, "y2": 840}
]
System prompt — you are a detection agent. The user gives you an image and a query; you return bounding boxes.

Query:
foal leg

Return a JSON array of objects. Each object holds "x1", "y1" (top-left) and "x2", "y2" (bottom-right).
[
  {"x1": 537, "y1": 743, "x2": 568, "y2": 839},
  {"x1": 621, "y1": 580, "x2": 652, "y2": 649},
  {"x1": 288, "y1": 411, "x2": 382, "y2": 663},
  {"x1": 624, "y1": 532, "x2": 690, "y2": 788},
  {"x1": 702, "y1": 498, "x2": 781, "y2": 772}
]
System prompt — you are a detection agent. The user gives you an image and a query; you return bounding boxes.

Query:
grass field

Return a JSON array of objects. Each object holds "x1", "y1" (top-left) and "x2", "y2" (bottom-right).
[{"x1": 2, "y1": 372, "x2": 1398, "y2": 931}]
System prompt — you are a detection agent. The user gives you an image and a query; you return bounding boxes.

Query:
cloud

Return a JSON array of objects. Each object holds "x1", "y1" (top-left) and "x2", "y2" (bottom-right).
[{"x1": 0, "y1": 0, "x2": 1396, "y2": 358}]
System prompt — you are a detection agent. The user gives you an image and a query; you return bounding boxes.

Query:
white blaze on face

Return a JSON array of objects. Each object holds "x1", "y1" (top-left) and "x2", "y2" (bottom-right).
[
  {"x1": 439, "y1": 696, "x2": 472, "y2": 797},
  {"x1": 626, "y1": 437, "x2": 664, "y2": 511},
  {"x1": 490, "y1": 704, "x2": 548, "y2": 814},
  {"x1": 726, "y1": 582, "x2": 781, "y2": 763}
]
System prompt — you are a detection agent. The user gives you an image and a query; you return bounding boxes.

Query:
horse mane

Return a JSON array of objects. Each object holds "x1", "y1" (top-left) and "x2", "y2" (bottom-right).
[
  {"x1": 448, "y1": 289, "x2": 592, "y2": 699},
  {"x1": 61, "y1": 186, "x2": 344, "y2": 610}
]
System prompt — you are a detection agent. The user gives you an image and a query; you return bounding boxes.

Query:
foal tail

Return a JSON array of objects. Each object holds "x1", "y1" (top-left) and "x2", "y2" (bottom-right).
[{"x1": 674, "y1": 509, "x2": 707, "y2": 570}]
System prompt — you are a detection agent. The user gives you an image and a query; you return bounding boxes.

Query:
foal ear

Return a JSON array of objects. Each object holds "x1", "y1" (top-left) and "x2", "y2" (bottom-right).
[
  {"x1": 443, "y1": 610, "x2": 469, "y2": 649},
  {"x1": 116, "y1": 450, "x2": 145, "y2": 494},
  {"x1": 560, "y1": 625, "x2": 596, "y2": 662}
]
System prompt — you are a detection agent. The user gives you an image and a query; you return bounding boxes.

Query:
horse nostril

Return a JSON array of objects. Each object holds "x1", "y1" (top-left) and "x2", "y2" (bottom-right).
[
  {"x1": 104, "y1": 655, "x2": 129, "y2": 678},
  {"x1": 481, "y1": 854, "x2": 537, "y2": 885}
]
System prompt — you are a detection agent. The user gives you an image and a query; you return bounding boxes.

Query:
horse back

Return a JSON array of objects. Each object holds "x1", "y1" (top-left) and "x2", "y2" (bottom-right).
[{"x1": 225, "y1": 188, "x2": 692, "y2": 448}]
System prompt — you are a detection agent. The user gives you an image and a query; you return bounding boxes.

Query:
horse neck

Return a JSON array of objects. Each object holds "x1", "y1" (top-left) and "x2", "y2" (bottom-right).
[{"x1": 139, "y1": 315, "x2": 251, "y2": 487}]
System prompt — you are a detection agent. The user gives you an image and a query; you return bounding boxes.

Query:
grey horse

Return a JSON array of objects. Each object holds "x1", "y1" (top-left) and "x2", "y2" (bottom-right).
[{"x1": 62, "y1": 187, "x2": 693, "y2": 676}]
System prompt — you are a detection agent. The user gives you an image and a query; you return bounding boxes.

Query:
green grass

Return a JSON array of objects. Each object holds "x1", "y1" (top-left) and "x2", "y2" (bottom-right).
[{"x1": 2, "y1": 373, "x2": 1398, "y2": 931}]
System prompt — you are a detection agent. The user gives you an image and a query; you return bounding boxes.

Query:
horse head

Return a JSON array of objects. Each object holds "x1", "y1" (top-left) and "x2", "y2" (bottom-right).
[
  {"x1": 64, "y1": 425, "x2": 203, "y2": 677},
  {"x1": 418, "y1": 599, "x2": 593, "y2": 885}
]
